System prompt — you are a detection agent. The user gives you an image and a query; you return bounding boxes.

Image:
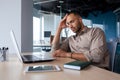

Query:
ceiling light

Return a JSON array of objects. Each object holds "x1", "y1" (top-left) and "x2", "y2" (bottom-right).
[
  {"x1": 59, "y1": 0, "x2": 64, "y2": 4},
  {"x1": 34, "y1": 0, "x2": 57, "y2": 5}
]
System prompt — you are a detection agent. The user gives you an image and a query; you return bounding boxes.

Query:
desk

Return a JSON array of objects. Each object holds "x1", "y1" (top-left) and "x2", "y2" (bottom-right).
[
  {"x1": 34, "y1": 43, "x2": 51, "y2": 47},
  {"x1": 33, "y1": 43, "x2": 51, "y2": 52},
  {"x1": 0, "y1": 54, "x2": 120, "y2": 80}
]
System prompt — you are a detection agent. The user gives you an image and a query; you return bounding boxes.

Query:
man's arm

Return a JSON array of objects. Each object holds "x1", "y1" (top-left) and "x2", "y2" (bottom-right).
[
  {"x1": 52, "y1": 28, "x2": 107, "y2": 63},
  {"x1": 51, "y1": 15, "x2": 68, "y2": 50},
  {"x1": 53, "y1": 49, "x2": 88, "y2": 61},
  {"x1": 51, "y1": 14, "x2": 88, "y2": 61},
  {"x1": 83, "y1": 28, "x2": 108, "y2": 63}
]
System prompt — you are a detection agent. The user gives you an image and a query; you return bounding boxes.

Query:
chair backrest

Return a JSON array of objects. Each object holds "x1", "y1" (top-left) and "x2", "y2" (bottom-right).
[
  {"x1": 50, "y1": 35, "x2": 54, "y2": 44},
  {"x1": 107, "y1": 40, "x2": 117, "y2": 71},
  {"x1": 114, "y1": 42, "x2": 120, "y2": 73},
  {"x1": 61, "y1": 37, "x2": 67, "y2": 42}
]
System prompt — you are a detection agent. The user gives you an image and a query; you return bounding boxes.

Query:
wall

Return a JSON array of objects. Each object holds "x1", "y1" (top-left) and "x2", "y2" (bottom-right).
[
  {"x1": 0, "y1": 0, "x2": 33, "y2": 53},
  {"x1": 43, "y1": 14, "x2": 61, "y2": 42},
  {"x1": 0, "y1": 0, "x2": 21, "y2": 53},
  {"x1": 21, "y1": 0, "x2": 33, "y2": 52},
  {"x1": 87, "y1": 11, "x2": 117, "y2": 41}
]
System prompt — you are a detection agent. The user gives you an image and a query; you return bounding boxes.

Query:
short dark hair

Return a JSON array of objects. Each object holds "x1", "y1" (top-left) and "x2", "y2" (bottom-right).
[{"x1": 67, "y1": 10, "x2": 81, "y2": 16}]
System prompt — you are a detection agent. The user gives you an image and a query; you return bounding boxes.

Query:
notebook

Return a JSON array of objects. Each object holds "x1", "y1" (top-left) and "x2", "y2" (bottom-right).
[
  {"x1": 10, "y1": 30, "x2": 55, "y2": 63},
  {"x1": 64, "y1": 60, "x2": 91, "y2": 70}
]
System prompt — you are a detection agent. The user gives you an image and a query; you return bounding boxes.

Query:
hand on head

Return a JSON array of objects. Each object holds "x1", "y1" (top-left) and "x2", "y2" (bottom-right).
[{"x1": 58, "y1": 14, "x2": 68, "y2": 29}]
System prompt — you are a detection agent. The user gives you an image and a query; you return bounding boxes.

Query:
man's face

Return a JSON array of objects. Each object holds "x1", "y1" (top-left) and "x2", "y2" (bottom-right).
[{"x1": 66, "y1": 13, "x2": 82, "y2": 33}]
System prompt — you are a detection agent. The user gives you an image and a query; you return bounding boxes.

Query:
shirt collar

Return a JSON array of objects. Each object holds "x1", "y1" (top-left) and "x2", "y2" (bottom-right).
[{"x1": 76, "y1": 26, "x2": 89, "y2": 36}]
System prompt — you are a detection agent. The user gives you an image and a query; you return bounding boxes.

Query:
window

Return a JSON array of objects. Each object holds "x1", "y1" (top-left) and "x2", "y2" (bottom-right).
[
  {"x1": 93, "y1": 23, "x2": 105, "y2": 31},
  {"x1": 82, "y1": 19, "x2": 92, "y2": 28},
  {"x1": 33, "y1": 17, "x2": 40, "y2": 43}
]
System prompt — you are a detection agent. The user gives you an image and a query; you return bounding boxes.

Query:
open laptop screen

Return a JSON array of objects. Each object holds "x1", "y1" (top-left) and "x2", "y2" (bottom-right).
[{"x1": 10, "y1": 30, "x2": 23, "y2": 62}]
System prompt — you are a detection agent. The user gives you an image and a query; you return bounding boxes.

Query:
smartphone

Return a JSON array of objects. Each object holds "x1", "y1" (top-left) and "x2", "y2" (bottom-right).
[{"x1": 24, "y1": 65, "x2": 61, "y2": 72}]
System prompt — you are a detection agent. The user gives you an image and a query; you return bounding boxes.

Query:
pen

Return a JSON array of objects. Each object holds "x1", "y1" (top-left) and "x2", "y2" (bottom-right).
[
  {"x1": 2, "y1": 47, "x2": 9, "y2": 61},
  {"x1": 0, "y1": 48, "x2": 3, "y2": 57}
]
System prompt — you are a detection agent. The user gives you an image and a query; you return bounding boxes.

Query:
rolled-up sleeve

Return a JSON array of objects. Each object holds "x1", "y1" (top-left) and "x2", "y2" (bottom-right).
[
  {"x1": 51, "y1": 38, "x2": 70, "y2": 52},
  {"x1": 83, "y1": 28, "x2": 107, "y2": 63}
]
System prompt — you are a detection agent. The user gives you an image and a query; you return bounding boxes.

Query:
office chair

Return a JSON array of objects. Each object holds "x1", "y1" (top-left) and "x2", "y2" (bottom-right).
[
  {"x1": 107, "y1": 40, "x2": 117, "y2": 71},
  {"x1": 114, "y1": 42, "x2": 120, "y2": 73}
]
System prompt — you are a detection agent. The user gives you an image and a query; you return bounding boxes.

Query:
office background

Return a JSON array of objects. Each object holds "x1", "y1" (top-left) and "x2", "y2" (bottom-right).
[
  {"x1": 0, "y1": 0, "x2": 119, "y2": 54},
  {"x1": 0, "y1": 0, "x2": 33, "y2": 53}
]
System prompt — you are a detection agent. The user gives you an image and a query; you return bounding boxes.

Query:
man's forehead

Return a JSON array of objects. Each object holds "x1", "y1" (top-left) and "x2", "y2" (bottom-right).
[
  {"x1": 66, "y1": 14, "x2": 78, "y2": 22},
  {"x1": 67, "y1": 14, "x2": 76, "y2": 18}
]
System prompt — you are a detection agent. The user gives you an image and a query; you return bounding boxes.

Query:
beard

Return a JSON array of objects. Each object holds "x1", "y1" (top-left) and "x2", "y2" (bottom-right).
[
  {"x1": 70, "y1": 25, "x2": 81, "y2": 33},
  {"x1": 76, "y1": 26, "x2": 81, "y2": 33},
  {"x1": 70, "y1": 21, "x2": 83, "y2": 34}
]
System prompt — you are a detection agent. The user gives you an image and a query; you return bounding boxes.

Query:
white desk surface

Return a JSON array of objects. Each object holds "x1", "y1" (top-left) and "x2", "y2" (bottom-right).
[
  {"x1": 33, "y1": 43, "x2": 51, "y2": 47},
  {"x1": 0, "y1": 54, "x2": 120, "y2": 80}
]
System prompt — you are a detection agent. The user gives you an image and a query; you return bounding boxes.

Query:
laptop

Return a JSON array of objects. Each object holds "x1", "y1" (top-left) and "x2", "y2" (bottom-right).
[{"x1": 10, "y1": 30, "x2": 55, "y2": 63}]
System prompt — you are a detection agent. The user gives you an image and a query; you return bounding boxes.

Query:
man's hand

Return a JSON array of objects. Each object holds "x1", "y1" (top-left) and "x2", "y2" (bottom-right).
[
  {"x1": 58, "y1": 14, "x2": 68, "y2": 30},
  {"x1": 53, "y1": 49, "x2": 70, "y2": 58}
]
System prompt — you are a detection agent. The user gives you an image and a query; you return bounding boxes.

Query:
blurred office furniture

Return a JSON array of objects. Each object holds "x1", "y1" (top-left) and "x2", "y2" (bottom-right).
[
  {"x1": 107, "y1": 40, "x2": 117, "y2": 71},
  {"x1": 33, "y1": 40, "x2": 51, "y2": 52},
  {"x1": 114, "y1": 42, "x2": 120, "y2": 73},
  {"x1": 107, "y1": 38, "x2": 120, "y2": 74},
  {"x1": 61, "y1": 37, "x2": 67, "y2": 42},
  {"x1": 50, "y1": 35, "x2": 67, "y2": 44},
  {"x1": 50, "y1": 35, "x2": 54, "y2": 44}
]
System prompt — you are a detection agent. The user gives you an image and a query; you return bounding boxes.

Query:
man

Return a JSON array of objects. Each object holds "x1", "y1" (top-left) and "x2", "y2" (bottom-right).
[{"x1": 51, "y1": 11, "x2": 109, "y2": 68}]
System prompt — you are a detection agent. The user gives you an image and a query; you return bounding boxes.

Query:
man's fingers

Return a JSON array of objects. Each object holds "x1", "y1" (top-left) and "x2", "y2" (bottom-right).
[
  {"x1": 62, "y1": 14, "x2": 68, "y2": 20},
  {"x1": 52, "y1": 51, "x2": 59, "y2": 57}
]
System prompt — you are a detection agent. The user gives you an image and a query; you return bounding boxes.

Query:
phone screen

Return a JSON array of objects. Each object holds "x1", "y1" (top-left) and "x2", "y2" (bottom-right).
[
  {"x1": 25, "y1": 65, "x2": 62, "y2": 72},
  {"x1": 28, "y1": 65, "x2": 56, "y2": 71}
]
